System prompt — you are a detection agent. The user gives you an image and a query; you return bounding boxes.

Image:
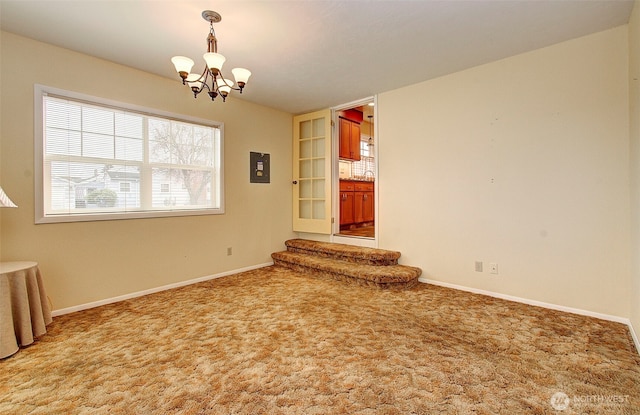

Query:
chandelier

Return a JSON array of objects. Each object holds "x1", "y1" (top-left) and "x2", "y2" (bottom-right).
[{"x1": 171, "y1": 10, "x2": 251, "y2": 102}]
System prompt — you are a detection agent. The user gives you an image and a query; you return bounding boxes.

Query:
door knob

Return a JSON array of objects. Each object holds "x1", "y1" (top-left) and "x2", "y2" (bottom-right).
[{"x1": 292, "y1": 181, "x2": 298, "y2": 184}]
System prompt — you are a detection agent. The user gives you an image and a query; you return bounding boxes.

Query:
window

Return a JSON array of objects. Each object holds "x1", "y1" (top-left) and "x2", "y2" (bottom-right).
[
  {"x1": 35, "y1": 85, "x2": 224, "y2": 223},
  {"x1": 351, "y1": 139, "x2": 376, "y2": 179},
  {"x1": 360, "y1": 140, "x2": 371, "y2": 158}
]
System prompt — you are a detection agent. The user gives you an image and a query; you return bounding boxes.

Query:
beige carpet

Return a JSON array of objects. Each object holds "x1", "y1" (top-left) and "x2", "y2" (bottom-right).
[{"x1": 1, "y1": 265, "x2": 639, "y2": 414}]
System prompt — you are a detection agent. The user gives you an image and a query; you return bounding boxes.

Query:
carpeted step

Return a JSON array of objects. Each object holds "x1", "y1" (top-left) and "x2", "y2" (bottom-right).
[
  {"x1": 284, "y1": 238, "x2": 400, "y2": 266},
  {"x1": 271, "y1": 251, "x2": 421, "y2": 290}
]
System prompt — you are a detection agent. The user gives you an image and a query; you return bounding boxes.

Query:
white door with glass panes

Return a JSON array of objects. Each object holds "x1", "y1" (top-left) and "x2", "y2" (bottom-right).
[{"x1": 292, "y1": 110, "x2": 332, "y2": 234}]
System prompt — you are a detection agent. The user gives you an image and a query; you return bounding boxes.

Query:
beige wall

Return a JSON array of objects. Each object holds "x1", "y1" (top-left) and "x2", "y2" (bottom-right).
[
  {"x1": 0, "y1": 32, "x2": 296, "y2": 310},
  {"x1": 378, "y1": 26, "x2": 631, "y2": 317},
  {"x1": 2, "y1": 21, "x2": 635, "y2": 323},
  {"x1": 629, "y1": 2, "x2": 640, "y2": 337}
]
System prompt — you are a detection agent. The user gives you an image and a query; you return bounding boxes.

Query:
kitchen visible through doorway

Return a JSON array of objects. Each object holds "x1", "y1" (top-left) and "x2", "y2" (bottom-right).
[{"x1": 336, "y1": 99, "x2": 375, "y2": 240}]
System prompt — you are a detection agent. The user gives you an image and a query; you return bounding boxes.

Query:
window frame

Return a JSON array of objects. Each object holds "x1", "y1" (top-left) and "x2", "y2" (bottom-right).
[{"x1": 34, "y1": 84, "x2": 225, "y2": 224}]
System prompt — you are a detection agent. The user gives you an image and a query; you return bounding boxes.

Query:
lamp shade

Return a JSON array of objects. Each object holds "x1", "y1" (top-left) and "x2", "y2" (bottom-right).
[
  {"x1": 216, "y1": 78, "x2": 234, "y2": 94},
  {"x1": 186, "y1": 74, "x2": 204, "y2": 89},
  {"x1": 231, "y1": 68, "x2": 251, "y2": 85},
  {"x1": 203, "y1": 52, "x2": 226, "y2": 72},
  {"x1": 0, "y1": 186, "x2": 17, "y2": 208},
  {"x1": 171, "y1": 56, "x2": 195, "y2": 74}
]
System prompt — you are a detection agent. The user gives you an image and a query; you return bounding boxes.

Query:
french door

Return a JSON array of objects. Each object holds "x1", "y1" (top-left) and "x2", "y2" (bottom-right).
[{"x1": 292, "y1": 110, "x2": 332, "y2": 234}]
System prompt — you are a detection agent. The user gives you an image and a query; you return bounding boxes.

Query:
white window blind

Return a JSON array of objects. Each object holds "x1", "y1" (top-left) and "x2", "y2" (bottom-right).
[{"x1": 35, "y1": 86, "x2": 224, "y2": 223}]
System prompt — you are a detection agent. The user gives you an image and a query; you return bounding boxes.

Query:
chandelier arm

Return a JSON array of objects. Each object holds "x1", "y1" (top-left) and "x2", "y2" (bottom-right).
[
  {"x1": 202, "y1": 69, "x2": 221, "y2": 101},
  {"x1": 201, "y1": 67, "x2": 212, "y2": 90},
  {"x1": 189, "y1": 67, "x2": 211, "y2": 98},
  {"x1": 217, "y1": 76, "x2": 243, "y2": 91}
]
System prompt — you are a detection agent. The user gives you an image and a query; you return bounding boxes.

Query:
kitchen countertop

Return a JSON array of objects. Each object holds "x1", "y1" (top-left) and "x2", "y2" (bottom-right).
[{"x1": 340, "y1": 178, "x2": 375, "y2": 182}]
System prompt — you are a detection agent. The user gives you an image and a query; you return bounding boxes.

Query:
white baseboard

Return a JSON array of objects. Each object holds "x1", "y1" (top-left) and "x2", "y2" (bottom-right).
[
  {"x1": 420, "y1": 277, "x2": 640, "y2": 355},
  {"x1": 629, "y1": 320, "x2": 640, "y2": 356},
  {"x1": 52, "y1": 262, "x2": 273, "y2": 317}
]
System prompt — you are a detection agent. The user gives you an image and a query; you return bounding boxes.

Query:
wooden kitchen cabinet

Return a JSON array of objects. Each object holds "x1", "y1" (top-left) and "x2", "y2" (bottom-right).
[
  {"x1": 354, "y1": 181, "x2": 374, "y2": 223},
  {"x1": 340, "y1": 180, "x2": 355, "y2": 225},
  {"x1": 339, "y1": 117, "x2": 361, "y2": 161},
  {"x1": 340, "y1": 180, "x2": 374, "y2": 227}
]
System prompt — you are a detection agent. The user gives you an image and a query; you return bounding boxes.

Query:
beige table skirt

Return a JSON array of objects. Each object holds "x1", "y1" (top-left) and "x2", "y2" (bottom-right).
[{"x1": 1, "y1": 261, "x2": 53, "y2": 359}]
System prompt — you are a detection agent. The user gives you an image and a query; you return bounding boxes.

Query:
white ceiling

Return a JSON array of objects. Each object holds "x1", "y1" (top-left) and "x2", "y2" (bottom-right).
[{"x1": 0, "y1": 0, "x2": 634, "y2": 114}]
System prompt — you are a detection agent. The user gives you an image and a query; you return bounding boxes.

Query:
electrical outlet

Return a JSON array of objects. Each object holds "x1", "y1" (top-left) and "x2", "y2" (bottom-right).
[
  {"x1": 489, "y1": 263, "x2": 498, "y2": 274},
  {"x1": 475, "y1": 261, "x2": 483, "y2": 272},
  {"x1": 227, "y1": 247, "x2": 233, "y2": 256}
]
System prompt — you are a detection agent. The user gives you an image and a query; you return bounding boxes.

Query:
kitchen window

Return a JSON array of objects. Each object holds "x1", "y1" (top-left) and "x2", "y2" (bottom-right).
[
  {"x1": 351, "y1": 139, "x2": 376, "y2": 180},
  {"x1": 35, "y1": 85, "x2": 224, "y2": 223}
]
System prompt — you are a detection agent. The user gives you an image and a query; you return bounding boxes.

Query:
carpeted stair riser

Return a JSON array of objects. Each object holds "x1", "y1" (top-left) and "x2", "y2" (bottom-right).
[
  {"x1": 271, "y1": 251, "x2": 421, "y2": 285},
  {"x1": 272, "y1": 256, "x2": 419, "y2": 290},
  {"x1": 284, "y1": 238, "x2": 400, "y2": 266},
  {"x1": 273, "y1": 239, "x2": 422, "y2": 289}
]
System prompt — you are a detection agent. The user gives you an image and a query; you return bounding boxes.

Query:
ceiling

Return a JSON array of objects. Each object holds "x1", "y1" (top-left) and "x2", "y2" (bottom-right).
[{"x1": 0, "y1": 1, "x2": 634, "y2": 115}]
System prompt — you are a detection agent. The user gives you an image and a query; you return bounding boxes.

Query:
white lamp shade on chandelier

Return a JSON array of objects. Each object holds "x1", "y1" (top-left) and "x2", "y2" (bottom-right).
[
  {"x1": 171, "y1": 56, "x2": 195, "y2": 75},
  {"x1": 231, "y1": 68, "x2": 251, "y2": 84},
  {"x1": 216, "y1": 78, "x2": 234, "y2": 95},
  {"x1": 171, "y1": 10, "x2": 251, "y2": 102},
  {"x1": 203, "y1": 53, "x2": 226, "y2": 73},
  {"x1": 0, "y1": 186, "x2": 17, "y2": 208}
]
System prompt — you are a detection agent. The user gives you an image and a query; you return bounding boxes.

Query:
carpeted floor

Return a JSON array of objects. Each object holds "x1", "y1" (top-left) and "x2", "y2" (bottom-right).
[{"x1": 1, "y1": 265, "x2": 639, "y2": 414}]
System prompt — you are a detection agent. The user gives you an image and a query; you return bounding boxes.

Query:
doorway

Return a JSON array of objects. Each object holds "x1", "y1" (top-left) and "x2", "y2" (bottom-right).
[{"x1": 332, "y1": 97, "x2": 377, "y2": 247}]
